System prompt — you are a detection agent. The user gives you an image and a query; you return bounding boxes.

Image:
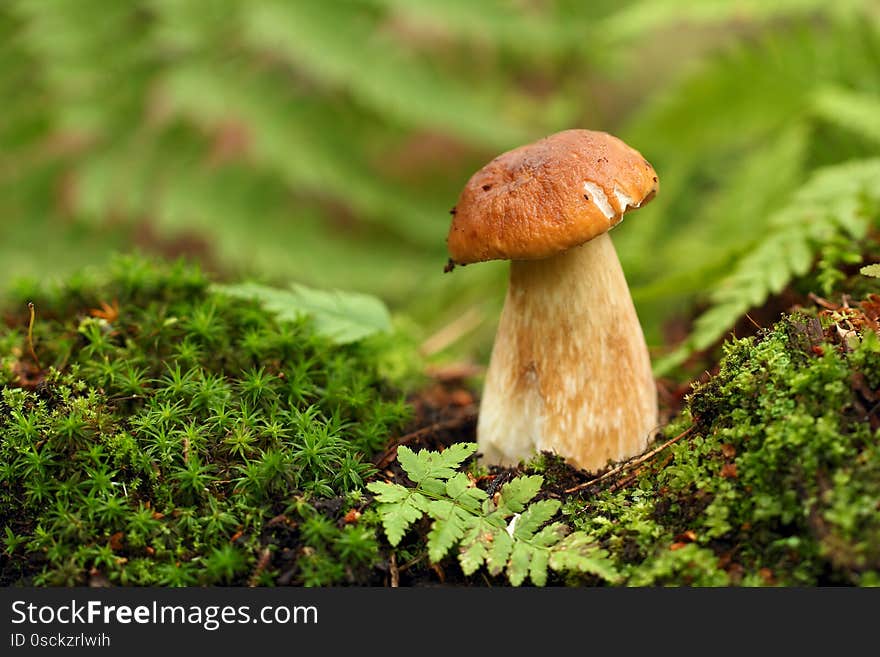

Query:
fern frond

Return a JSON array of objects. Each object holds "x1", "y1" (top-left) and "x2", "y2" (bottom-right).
[
  {"x1": 600, "y1": 0, "x2": 852, "y2": 45},
  {"x1": 494, "y1": 474, "x2": 544, "y2": 514},
  {"x1": 365, "y1": 480, "x2": 429, "y2": 545},
  {"x1": 241, "y1": 0, "x2": 533, "y2": 148},
  {"x1": 812, "y1": 87, "x2": 880, "y2": 146},
  {"x1": 655, "y1": 158, "x2": 880, "y2": 373},
  {"x1": 548, "y1": 532, "x2": 621, "y2": 582},
  {"x1": 211, "y1": 281, "x2": 392, "y2": 344},
  {"x1": 367, "y1": 443, "x2": 620, "y2": 586},
  {"x1": 398, "y1": 443, "x2": 478, "y2": 483},
  {"x1": 631, "y1": 123, "x2": 809, "y2": 307},
  {"x1": 616, "y1": 16, "x2": 880, "y2": 348},
  {"x1": 371, "y1": 0, "x2": 604, "y2": 59}
]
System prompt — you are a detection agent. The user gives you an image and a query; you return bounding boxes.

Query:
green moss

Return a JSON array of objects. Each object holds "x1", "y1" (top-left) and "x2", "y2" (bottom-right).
[
  {"x1": 558, "y1": 308, "x2": 880, "y2": 586},
  {"x1": 0, "y1": 256, "x2": 409, "y2": 586}
]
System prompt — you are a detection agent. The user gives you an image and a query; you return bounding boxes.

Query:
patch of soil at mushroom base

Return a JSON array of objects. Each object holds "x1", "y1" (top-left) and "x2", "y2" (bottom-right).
[
  {"x1": 373, "y1": 375, "x2": 643, "y2": 502},
  {"x1": 375, "y1": 380, "x2": 597, "y2": 495},
  {"x1": 373, "y1": 381, "x2": 479, "y2": 482}
]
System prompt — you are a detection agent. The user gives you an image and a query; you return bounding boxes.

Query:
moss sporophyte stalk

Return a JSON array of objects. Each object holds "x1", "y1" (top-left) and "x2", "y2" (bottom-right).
[{"x1": 2, "y1": 256, "x2": 880, "y2": 586}]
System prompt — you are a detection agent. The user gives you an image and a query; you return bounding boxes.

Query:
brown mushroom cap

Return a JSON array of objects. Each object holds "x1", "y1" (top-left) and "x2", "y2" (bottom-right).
[{"x1": 447, "y1": 129, "x2": 658, "y2": 265}]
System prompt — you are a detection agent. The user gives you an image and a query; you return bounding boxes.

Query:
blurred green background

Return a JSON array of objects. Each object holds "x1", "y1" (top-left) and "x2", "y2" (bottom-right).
[{"x1": 2, "y1": 0, "x2": 880, "y2": 369}]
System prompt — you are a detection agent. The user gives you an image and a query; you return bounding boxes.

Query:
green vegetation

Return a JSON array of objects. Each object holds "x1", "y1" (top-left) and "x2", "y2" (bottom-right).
[
  {"x1": 547, "y1": 297, "x2": 880, "y2": 585},
  {"x1": 2, "y1": 1, "x2": 880, "y2": 588},
  {"x1": 2, "y1": 257, "x2": 880, "y2": 586},
  {"x1": 620, "y1": 15, "x2": 880, "y2": 363},
  {"x1": 368, "y1": 443, "x2": 617, "y2": 586},
  {"x1": 651, "y1": 157, "x2": 880, "y2": 372},
  {"x1": 3, "y1": 1, "x2": 879, "y2": 369},
  {"x1": 0, "y1": 257, "x2": 409, "y2": 585},
  {"x1": 373, "y1": 295, "x2": 880, "y2": 586}
]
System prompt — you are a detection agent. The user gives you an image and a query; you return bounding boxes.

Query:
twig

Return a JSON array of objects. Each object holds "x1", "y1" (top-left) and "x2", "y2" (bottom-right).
[
  {"x1": 107, "y1": 394, "x2": 143, "y2": 403},
  {"x1": 564, "y1": 426, "x2": 696, "y2": 494},
  {"x1": 389, "y1": 552, "x2": 399, "y2": 588},
  {"x1": 608, "y1": 469, "x2": 641, "y2": 493},
  {"x1": 808, "y1": 292, "x2": 839, "y2": 311},
  {"x1": 397, "y1": 554, "x2": 425, "y2": 574},
  {"x1": 26, "y1": 302, "x2": 42, "y2": 370},
  {"x1": 248, "y1": 548, "x2": 271, "y2": 587},
  {"x1": 744, "y1": 313, "x2": 762, "y2": 330}
]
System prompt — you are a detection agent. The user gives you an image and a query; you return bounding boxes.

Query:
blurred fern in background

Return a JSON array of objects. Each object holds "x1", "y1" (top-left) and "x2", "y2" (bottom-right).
[{"x1": 1, "y1": 0, "x2": 879, "y2": 370}]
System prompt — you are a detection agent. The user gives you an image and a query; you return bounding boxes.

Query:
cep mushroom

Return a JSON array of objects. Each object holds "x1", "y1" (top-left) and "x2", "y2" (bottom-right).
[{"x1": 446, "y1": 129, "x2": 659, "y2": 472}]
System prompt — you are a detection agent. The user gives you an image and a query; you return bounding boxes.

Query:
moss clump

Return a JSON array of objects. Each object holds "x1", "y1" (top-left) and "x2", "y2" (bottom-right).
[
  {"x1": 0, "y1": 256, "x2": 409, "y2": 586},
  {"x1": 559, "y1": 300, "x2": 880, "y2": 586}
]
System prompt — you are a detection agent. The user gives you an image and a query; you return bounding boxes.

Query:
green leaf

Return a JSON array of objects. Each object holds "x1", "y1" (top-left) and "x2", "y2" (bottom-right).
[
  {"x1": 532, "y1": 522, "x2": 569, "y2": 548},
  {"x1": 549, "y1": 534, "x2": 621, "y2": 584},
  {"x1": 507, "y1": 542, "x2": 532, "y2": 587},
  {"x1": 212, "y1": 281, "x2": 391, "y2": 344},
  {"x1": 458, "y1": 520, "x2": 495, "y2": 575},
  {"x1": 812, "y1": 86, "x2": 880, "y2": 146},
  {"x1": 368, "y1": 487, "x2": 430, "y2": 546},
  {"x1": 655, "y1": 158, "x2": 880, "y2": 375},
  {"x1": 397, "y1": 443, "x2": 478, "y2": 484},
  {"x1": 496, "y1": 474, "x2": 544, "y2": 514},
  {"x1": 370, "y1": 443, "x2": 621, "y2": 586},
  {"x1": 445, "y1": 472, "x2": 488, "y2": 513},
  {"x1": 365, "y1": 481, "x2": 410, "y2": 503},
  {"x1": 513, "y1": 499, "x2": 562, "y2": 539},
  {"x1": 486, "y1": 529, "x2": 513, "y2": 576},
  {"x1": 861, "y1": 264, "x2": 880, "y2": 278},
  {"x1": 528, "y1": 548, "x2": 550, "y2": 587},
  {"x1": 426, "y1": 501, "x2": 469, "y2": 563},
  {"x1": 396, "y1": 446, "x2": 429, "y2": 484},
  {"x1": 445, "y1": 471, "x2": 472, "y2": 499}
]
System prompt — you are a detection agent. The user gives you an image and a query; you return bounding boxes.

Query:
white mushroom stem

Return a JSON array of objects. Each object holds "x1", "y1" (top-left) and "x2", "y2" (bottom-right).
[{"x1": 477, "y1": 232, "x2": 658, "y2": 471}]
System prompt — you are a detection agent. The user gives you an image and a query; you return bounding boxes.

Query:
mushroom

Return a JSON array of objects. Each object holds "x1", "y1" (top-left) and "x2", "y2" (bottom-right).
[{"x1": 445, "y1": 129, "x2": 659, "y2": 471}]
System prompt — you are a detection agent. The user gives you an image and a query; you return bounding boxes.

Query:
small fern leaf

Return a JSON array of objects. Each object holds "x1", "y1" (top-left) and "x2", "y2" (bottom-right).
[
  {"x1": 549, "y1": 534, "x2": 622, "y2": 584},
  {"x1": 395, "y1": 446, "x2": 429, "y2": 483},
  {"x1": 528, "y1": 548, "x2": 550, "y2": 587},
  {"x1": 485, "y1": 529, "x2": 513, "y2": 577},
  {"x1": 444, "y1": 472, "x2": 488, "y2": 513},
  {"x1": 532, "y1": 522, "x2": 569, "y2": 548},
  {"x1": 458, "y1": 522, "x2": 494, "y2": 576},
  {"x1": 512, "y1": 499, "x2": 562, "y2": 540},
  {"x1": 376, "y1": 500, "x2": 426, "y2": 546},
  {"x1": 496, "y1": 474, "x2": 544, "y2": 514},
  {"x1": 507, "y1": 542, "x2": 532, "y2": 587},
  {"x1": 426, "y1": 501, "x2": 471, "y2": 563},
  {"x1": 212, "y1": 281, "x2": 391, "y2": 344},
  {"x1": 397, "y1": 443, "x2": 478, "y2": 484},
  {"x1": 812, "y1": 86, "x2": 880, "y2": 146},
  {"x1": 366, "y1": 482, "x2": 429, "y2": 546},
  {"x1": 861, "y1": 264, "x2": 880, "y2": 278},
  {"x1": 434, "y1": 442, "x2": 481, "y2": 472},
  {"x1": 365, "y1": 481, "x2": 410, "y2": 503}
]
